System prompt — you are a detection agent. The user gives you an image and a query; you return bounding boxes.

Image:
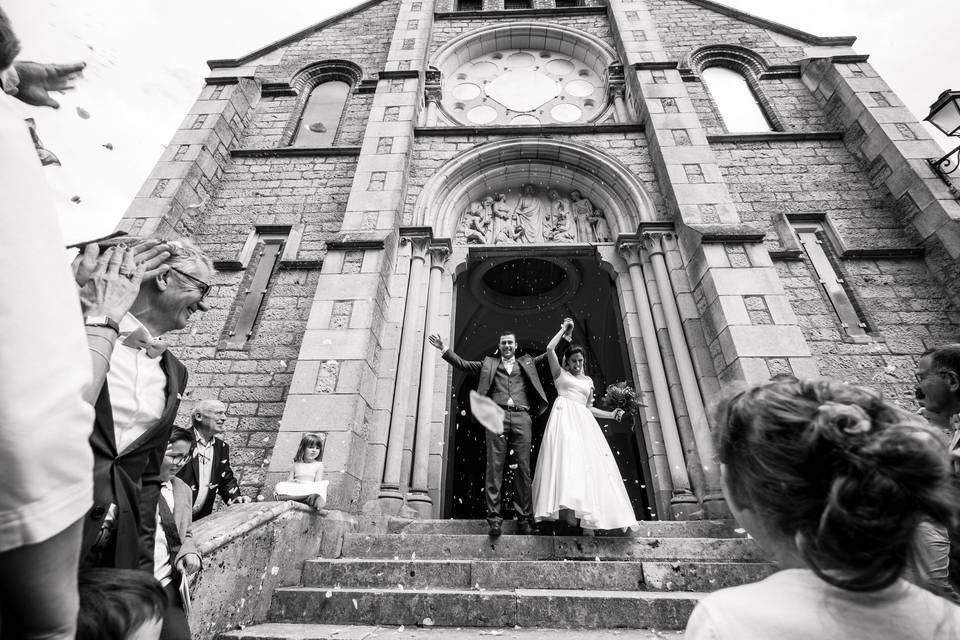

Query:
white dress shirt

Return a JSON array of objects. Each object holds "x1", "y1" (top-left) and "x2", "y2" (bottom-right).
[
  {"x1": 153, "y1": 481, "x2": 176, "y2": 587},
  {"x1": 107, "y1": 314, "x2": 167, "y2": 453},
  {"x1": 192, "y1": 430, "x2": 216, "y2": 513},
  {"x1": 0, "y1": 91, "x2": 94, "y2": 551},
  {"x1": 501, "y1": 357, "x2": 516, "y2": 405}
]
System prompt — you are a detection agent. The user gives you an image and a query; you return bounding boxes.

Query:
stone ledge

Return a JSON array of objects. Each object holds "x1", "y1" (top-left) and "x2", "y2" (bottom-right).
[
  {"x1": 378, "y1": 69, "x2": 419, "y2": 80},
  {"x1": 415, "y1": 123, "x2": 644, "y2": 137},
  {"x1": 435, "y1": 7, "x2": 606, "y2": 19},
  {"x1": 231, "y1": 146, "x2": 362, "y2": 158},
  {"x1": 707, "y1": 130, "x2": 845, "y2": 144}
]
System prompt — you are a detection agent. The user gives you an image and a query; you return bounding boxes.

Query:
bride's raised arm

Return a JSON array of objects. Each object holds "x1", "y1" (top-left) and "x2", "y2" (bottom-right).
[{"x1": 546, "y1": 321, "x2": 570, "y2": 380}]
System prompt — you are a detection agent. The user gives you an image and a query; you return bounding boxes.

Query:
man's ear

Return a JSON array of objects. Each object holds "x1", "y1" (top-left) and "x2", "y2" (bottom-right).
[{"x1": 946, "y1": 370, "x2": 960, "y2": 394}]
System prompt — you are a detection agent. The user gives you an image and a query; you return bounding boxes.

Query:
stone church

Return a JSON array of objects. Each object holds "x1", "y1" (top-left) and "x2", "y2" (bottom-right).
[{"x1": 119, "y1": 0, "x2": 960, "y2": 528}]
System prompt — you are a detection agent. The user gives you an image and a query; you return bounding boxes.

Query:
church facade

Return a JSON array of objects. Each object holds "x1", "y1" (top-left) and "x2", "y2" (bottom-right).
[{"x1": 118, "y1": 0, "x2": 960, "y2": 522}]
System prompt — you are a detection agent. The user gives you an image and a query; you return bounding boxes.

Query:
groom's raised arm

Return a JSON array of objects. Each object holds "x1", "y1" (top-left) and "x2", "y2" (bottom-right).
[{"x1": 429, "y1": 333, "x2": 483, "y2": 374}]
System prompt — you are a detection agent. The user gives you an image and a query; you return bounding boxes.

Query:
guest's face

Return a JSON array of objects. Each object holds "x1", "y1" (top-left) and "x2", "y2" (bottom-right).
[
  {"x1": 196, "y1": 402, "x2": 227, "y2": 434},
  {"x1": 915, "y1": 355, "x2": 959, "y2": 414},
  {"x1": 498, "y1": 334, "x2": 516, "y2": 359},
  {"x1": 159, "y1": 440, "x2": 192, "y2": 481},
  {"x1": 304, "y1": 445, "x2": 321, "y2": 461},
  {"x1": 152, "y1": 260, "x2": 212, "y2": 333}
]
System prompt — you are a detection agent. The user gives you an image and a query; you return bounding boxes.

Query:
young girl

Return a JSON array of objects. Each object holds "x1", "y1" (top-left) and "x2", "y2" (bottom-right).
[
  {"x1": 274, "y1": 433, "x2": 328, "y2": 510},
  {"x1": 686, "y1": 378, "x2": 960, "y2": 639}
]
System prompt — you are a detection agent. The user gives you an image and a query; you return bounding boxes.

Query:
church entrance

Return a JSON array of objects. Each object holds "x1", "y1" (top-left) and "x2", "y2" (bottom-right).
[{"x1": 441, "y1": 246, "x2": 654, "y2": 521}]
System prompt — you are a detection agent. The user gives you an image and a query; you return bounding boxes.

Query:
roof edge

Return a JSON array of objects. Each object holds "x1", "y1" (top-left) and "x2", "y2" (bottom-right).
[
  {"x1": 206, "y1": 0, "x2": 386, "y2": 70},
  {"x1": 682, "y1": 0, "x2": 857, "y2": 47}
]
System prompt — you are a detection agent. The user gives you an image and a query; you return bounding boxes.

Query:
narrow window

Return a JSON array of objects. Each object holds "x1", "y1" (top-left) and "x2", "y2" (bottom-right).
[
  {"x1": 457, "y1": 0, "x2": 482, "y2": 10},
  {"x1": 292, "y1": 80, "x2": 350, "y2": 146},
  {"x1": 701, "y1": 66, "x2": 772, "y2": 133},
  {"x1": 227, "y1": 232, "x2": 287, "y2": 348},
  {"x1": 794, "y1": 225, "x2": 868, "y2": 338},
  {"x1": 504, "y1": 0, "x2": 532, "y2": 9},
  {"x1": 555, "y1": 0, "x2": 582, "y2": 6}
]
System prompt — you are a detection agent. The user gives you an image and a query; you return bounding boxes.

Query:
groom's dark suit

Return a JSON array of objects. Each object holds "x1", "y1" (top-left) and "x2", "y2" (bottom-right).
[
  {"x1": 443, "y1": 342, "x2": 567, "y2": 523},
  {"x1": 81, "y1": 351, "x2": 187, "y2": 571}
]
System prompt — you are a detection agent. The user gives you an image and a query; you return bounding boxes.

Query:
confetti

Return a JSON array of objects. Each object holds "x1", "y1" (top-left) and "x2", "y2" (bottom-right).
[{"x1": 76, "y1": 106, "x2": 91, "y2": 119}]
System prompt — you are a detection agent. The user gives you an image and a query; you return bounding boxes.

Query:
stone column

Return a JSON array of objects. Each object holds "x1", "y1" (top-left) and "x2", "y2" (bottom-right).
[
  {"x1": 424, "y1": 91, "x2": 440, "y2": 127},
  {"x1": 379, "y1": 234, "x2": 431, "y2": 508},
  {"x1": 407, "y1": 244, "x2": 449, "y2": 516},
  {"x1": 610, "y1": 85, "x2": 629, "y2": 123},
  {"x1": 643, "y1": 231, "x2": 726, "y2": 517},
  {"x1": 619, "y1": 242, "x2": 697, "y2": 519}
]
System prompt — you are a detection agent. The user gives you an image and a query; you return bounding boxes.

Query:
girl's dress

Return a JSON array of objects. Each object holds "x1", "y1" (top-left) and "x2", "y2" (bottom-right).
[
  {"x1": 274, "y1": 461, "x2": 328, "y2": 502},
  {"x1": 532, "y1": 370, "x2": 640, "y2": 531}
]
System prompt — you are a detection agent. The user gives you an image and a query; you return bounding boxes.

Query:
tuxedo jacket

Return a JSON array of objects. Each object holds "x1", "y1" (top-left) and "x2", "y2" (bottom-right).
[
  {"x1": 176, "y1": 436, "x2": 242, "y2": 519},
  {"x1": 442, "y1": 341, "x2": 569, "y2": 417},
  {"x1": 82, "y1": 351, "x2": 187, "y2": 572},
  {"x1": 167, "y1": 476, "x2": 200, "y2": 570}
]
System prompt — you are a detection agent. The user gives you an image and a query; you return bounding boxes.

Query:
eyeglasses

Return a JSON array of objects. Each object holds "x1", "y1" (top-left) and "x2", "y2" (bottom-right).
[
  {"x1": 167, "y1": 452, "x2": 191, "y2": 465},
  {"x1": 169, "y1": 266, "x2": 211, "y2": 300}
]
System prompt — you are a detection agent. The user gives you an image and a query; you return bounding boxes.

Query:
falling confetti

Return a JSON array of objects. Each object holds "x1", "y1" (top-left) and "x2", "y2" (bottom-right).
[
  {"x1": 102, "y1": 142, "x2": 113, "y2": 150},
  {"x1": 76, "y1": 106, "x2": 91, "y2": 119},
  {"x1": 70, "y1": 195, "x2": 81, "y2": 204}
]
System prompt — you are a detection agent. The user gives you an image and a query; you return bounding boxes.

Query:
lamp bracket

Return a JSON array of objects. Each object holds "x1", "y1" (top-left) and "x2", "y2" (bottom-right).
[{"x1": 927, "y1": 143, "x2": 960, "y2": 200}]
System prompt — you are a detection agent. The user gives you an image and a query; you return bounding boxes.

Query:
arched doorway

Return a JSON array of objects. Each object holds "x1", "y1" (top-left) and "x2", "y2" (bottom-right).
[{"x1": 442, "y1": 246, "x2": 655, "y2": 520}]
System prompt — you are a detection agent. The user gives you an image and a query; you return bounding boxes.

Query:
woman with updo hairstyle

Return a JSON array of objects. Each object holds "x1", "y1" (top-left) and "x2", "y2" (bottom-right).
[{"x1": 685, "y1": 378, "x2": 960, "y2": 640}]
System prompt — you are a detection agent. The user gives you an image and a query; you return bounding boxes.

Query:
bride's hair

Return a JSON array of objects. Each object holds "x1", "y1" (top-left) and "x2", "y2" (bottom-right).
[{"x1": 713, "y1": 378, "x2": 960, "y2": 592}]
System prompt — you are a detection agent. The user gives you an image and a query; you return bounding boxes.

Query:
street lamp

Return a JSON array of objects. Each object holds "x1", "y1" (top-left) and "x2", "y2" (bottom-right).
[{"x1": 924, "y1": 90, "x2": 960, "y2": 199}]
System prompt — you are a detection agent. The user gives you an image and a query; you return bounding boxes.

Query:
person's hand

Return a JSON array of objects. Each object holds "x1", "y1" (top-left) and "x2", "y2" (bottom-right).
[
  {"x1": 78, "y1": 245, "x2": 144, "y2": 320},
  {"x1": 228, "y1": 496, "x2": 252, "y2": 505},
  {"x1": 428, "y1": 333, "x2": 446, "y2": 352},
  {"x1": 562, "y1": 317, "x2": 574, "y2": 333},
  {"x1": 11, "y1": 61, "x2": 85, "y2": 108},
  {"x1": 176, "y1": 553, "x2": 202, "y2": 576},
  {"x1": 613, "y1": 408, "x2": 625, "y2": 422},
  {"x1": 73, "y1": 238, "x2": 171, "y2": 287}
]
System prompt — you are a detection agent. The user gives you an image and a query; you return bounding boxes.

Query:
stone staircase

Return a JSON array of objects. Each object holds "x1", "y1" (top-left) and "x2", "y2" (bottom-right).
[{"x1": 221, "y1": 519, "x2": 772, "y2": 640}]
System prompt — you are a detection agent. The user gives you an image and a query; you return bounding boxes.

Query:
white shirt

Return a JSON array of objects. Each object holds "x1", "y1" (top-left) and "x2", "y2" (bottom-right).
[
  {"x1": 153, "y1": 481, "x2": 176, "y2": 587},
  {"x1": 192, "y1": 429, "x2": 216, "y2": 513},
  {"x1": 0, "y1": 91, "x2": 94, "y2": 551},
  {"x1": 107, "y1": 314, "x2": 167, "y2": 453},
  {"x1": 685, "y1": 569, "x2": 960, "y2": 640},
  {"x1": 501, "y1": 357, "x2": 516, "y2": 375}
]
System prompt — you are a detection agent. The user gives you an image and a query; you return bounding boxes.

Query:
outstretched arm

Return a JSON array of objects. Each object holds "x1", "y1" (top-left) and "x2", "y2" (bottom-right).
[
  {"x1": 587, "y1": 385, "x2": 625, "y2": 421},
  {"x1": 546, "y1": 320, "x2": 572, "y2": 380},
  {"x1": 430, "y1": 333, "x2": 483, "y2": 374}
]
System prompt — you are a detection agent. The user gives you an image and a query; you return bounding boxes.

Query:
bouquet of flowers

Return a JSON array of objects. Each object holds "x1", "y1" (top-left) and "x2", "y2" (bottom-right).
[{"x1": 597, "y1": 381, "x2": 646, "y2": 417}]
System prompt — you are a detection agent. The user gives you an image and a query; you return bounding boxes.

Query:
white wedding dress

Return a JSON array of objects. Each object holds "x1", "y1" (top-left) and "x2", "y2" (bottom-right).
[{"x1": 532, "y1": 370, "x2": 640, "y2": 531}]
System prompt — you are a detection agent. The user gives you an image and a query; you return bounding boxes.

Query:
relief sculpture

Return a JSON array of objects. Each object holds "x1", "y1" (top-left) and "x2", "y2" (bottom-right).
[{"x1": 454, "y1": 184, "x2": 614, "y2": 245}]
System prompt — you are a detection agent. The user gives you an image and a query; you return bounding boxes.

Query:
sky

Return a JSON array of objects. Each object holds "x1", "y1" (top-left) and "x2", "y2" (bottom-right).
[{"x1": 5, "y1": 0, "x2": 958, "y2": 243}]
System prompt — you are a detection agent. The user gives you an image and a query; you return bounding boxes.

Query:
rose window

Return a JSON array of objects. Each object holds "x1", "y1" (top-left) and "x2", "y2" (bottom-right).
[{"x1": 444, "y1": 48, "x2": 604, "y2": 126}]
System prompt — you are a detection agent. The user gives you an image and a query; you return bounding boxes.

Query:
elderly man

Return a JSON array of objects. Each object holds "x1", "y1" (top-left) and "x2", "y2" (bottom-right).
[
  {"x1": 81, "y1": 238, "x2": 214, "y2": 572},
  {"x1": 177, "y1": 399, "x2": 250, "y2": 519},
  {"x1": 913, "y1": 344, "x2": 960, "y2": 603}
]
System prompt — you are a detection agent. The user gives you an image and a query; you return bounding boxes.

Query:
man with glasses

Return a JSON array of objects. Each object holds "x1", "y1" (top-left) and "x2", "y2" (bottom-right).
[
  {"x1": 81, "y1": 237, "x2": 214, "y2": 573},
  {"x1": 912, "y1": 344, "x2": 960, "y2": 603},
  {"x1": 177, "y1": 399, "x2": 251, "y2": 520}
]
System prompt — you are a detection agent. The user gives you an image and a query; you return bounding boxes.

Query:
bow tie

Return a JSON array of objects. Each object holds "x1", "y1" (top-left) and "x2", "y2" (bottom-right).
[{"x1": 122, "y1": 327, "x2": 167, "y2": 358}]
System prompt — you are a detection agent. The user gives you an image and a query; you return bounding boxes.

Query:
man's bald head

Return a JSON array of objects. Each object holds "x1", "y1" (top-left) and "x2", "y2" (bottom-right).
[{"x1": 192, "y1": 399, "x2": 227, "y2": 435}]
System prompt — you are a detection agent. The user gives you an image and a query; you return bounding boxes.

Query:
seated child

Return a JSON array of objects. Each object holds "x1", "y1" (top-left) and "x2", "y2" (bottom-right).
[
  {"x1": 274, "y1": 432, "x2": 328, "y2": 510},
  {"x1": 685, "y1": 378, "x2": 960, "y2": 640},
  {"x1": 77, "y1": 568, "x2": 166, "y2": 640}
]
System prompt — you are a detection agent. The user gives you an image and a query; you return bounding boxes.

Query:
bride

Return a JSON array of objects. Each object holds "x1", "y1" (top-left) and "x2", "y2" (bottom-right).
[{"x1": 532, "y1": 319, "x2": 640, "y2": 532}]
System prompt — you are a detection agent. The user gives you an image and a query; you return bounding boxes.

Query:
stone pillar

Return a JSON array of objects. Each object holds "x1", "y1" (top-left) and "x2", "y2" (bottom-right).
[
  {"x1": 643, "y1": 231, "x2": 726, "y2": 517},
  {"x1": 379, "y1": 234, "x2": 431, "y2": 508},
  {"x1": 610, "y1": 85, "x2": 629, "y2": 123},
  {"x1": 424, "y1": 91, "x2": 440, "y2": 127},
  {"x1": 619, "y1": 242, "x2": 697, "y2": 519},
  {"x1": 407, "y1": 244, "x2": 449, "y2": 516}
]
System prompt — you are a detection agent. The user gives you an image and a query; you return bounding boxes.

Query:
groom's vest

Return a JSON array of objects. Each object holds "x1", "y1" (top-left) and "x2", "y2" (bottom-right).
[{"x1": 489, "y1": 361, "x2": 531, "y2": 408}]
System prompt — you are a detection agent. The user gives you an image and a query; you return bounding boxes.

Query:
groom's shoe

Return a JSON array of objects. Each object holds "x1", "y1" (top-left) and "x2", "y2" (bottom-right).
[
  {"x1": 518, "y1": 520, "x2": 537, "y2": 536},
  {"x1": 487, "y1": 520, "x2": 503, "y2": 537}
]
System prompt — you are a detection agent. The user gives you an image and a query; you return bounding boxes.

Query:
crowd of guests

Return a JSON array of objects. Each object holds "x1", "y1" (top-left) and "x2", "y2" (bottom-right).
[{"x1": 3, "y1": 6, "x2": 960, "y2": 640}]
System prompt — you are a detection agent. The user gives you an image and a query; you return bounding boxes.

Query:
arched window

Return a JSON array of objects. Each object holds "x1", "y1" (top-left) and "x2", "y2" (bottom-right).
[
  {"x1": 292, "y1": 80, "x2": 351, "y2": 146},
  {"x1": 702, "y1": 66, "x2": 772, "y2": 133}
]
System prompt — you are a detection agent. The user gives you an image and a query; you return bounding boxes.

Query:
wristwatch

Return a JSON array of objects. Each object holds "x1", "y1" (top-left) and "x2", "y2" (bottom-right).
[{"x1": 85, "y1": 315, "x2": 121, "y2": 334}]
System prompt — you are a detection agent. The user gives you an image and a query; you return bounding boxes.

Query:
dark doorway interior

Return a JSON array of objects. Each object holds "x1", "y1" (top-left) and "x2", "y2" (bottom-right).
[{"x1": 443, "y1": 248, "x2": 653, "y2": 521}]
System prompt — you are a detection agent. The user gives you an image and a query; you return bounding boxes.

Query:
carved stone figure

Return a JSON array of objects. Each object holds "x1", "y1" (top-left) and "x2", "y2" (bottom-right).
[
  {"x1": 490, "y1": 193, "x2": 512, "y2": 242},
  {"x1": 544, "y1": 189, "x2": 575, "y2": 243},
  {"x1": 570, "y1": 190, "x2": 595, "y2": 243},
  {"x1": 513, "y1": 183, "x2": 545, "y2": 243},
  {"x1": 588, "y1": 206, "x2": 612, "y2": 242},
  {"x1": 461, "y1": 201, "x2": 490, "y2": 244}
]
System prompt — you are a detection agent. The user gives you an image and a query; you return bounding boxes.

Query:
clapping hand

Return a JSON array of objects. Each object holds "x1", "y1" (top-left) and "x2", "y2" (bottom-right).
[
  {"x1": 72, "y1": 238, "x2": 173, "y2": 287},
  {"x1": 11, "y1": 61, "x2": 85, "y2": 109},
  {"x1": 428, "y1": 333, "x2": 446, "y2": 352},
  {"x1": 77, "y1": 245, "x2": 144, "y2": 320}
]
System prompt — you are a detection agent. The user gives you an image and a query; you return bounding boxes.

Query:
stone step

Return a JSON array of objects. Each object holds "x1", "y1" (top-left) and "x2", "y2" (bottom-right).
[
  {"x1": 302, "y1": 558, "x2": 774, "y2": 592},
  {"x1": 340, "y1": 533, "x2": 766, "y2": 562},
  {"x1": 389, "y1": 519, "x2": 743, "y2": 539},
  {"x1": 270, "y1": 586, "x2": 701, "y2": 630},
  {"x1": 219, "y1": 623, "x2": 684, "y2": 639}
]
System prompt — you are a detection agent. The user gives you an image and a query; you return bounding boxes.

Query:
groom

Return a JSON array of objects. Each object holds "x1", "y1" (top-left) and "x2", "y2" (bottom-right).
[{"x1": 428, "y1": 323, "x2": 571, "y2": 536}]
